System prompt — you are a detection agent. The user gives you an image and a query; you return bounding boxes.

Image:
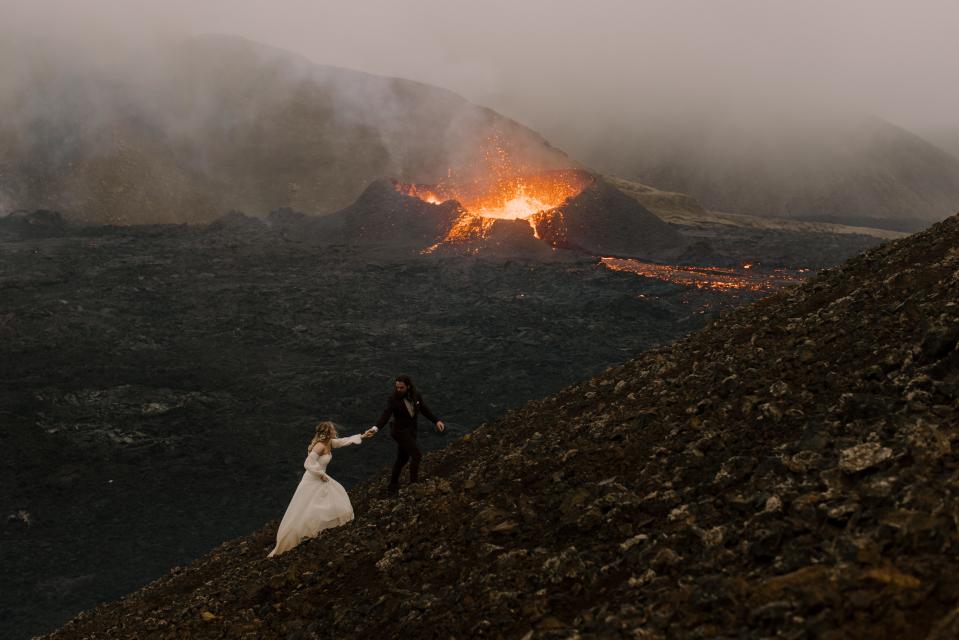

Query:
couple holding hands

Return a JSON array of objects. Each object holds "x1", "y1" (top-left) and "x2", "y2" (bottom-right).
[{"x1": 268, "y1": 375, "x2": 444, "y2": 557}]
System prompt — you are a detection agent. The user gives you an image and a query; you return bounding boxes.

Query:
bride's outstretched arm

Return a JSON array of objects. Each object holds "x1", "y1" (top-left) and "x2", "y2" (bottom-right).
[{"x1": 331, "y1": 434, "x2": 365, "y2": 449}]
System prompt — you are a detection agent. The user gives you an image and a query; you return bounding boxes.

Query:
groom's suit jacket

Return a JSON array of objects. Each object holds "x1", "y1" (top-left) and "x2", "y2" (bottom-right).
[{"x1": 375, "y1": 392, "x2": 440, "y2": 434}]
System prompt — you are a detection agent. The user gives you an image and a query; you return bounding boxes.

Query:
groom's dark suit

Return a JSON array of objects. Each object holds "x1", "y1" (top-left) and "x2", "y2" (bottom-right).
[{"x1": 375, "y1": 392, "x2": 440, "y2": 489}]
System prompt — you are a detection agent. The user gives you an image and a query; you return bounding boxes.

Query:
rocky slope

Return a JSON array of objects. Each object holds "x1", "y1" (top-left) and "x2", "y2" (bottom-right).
[
  {"x1": 44, "y1": 213, "x2": 959, "y2": 638},
  {"x1": 0, "y1": 34, "x2": 571, "y2": 224},
  {"x1": 3, "y1": 213, "x2": 768, "y2": 640}
]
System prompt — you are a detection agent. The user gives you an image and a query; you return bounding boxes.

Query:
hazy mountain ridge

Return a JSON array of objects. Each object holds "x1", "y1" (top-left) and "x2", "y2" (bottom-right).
[
  {"x1": 919, "y1": 129, "x2": 959, "y2": 160},
  {"x1": 5, "y1": 33, "x2": 957, "y2": 234},
  {"x1": 0, "y1": 34, "x2": 572, "y2": 224},
  {"x1": 577, "y1": 113, "x2": 959, "y2": 231},
  {"x1": 43, "y1": 215, "x2": 959, "y2": 639}
]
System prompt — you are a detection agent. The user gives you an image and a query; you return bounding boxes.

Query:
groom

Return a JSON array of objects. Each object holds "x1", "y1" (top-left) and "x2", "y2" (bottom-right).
[{"x1": 370, "y1": 375, "x2": 445, "y2": 495}]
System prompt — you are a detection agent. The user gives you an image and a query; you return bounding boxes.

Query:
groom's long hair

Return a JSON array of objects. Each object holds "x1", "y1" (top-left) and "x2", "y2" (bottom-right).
[{"x1": 395, "y1": 375, "x2": 416, "y2": 399}]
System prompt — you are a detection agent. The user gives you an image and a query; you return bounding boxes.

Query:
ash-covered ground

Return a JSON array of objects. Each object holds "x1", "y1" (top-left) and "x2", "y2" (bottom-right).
[{"x1": 0, "y1": 219, "x2": 772, "y2": 638}]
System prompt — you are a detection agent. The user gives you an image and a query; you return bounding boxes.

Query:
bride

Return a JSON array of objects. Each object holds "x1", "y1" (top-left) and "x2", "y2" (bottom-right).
[{"x1": 268, "y1": 421, "x2": 374, "y2": 557}]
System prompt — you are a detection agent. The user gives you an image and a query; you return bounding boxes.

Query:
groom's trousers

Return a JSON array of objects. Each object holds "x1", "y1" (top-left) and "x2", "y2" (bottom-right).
[{"x1": 390, "y1": 428, "x2": 422, "y2": 485}]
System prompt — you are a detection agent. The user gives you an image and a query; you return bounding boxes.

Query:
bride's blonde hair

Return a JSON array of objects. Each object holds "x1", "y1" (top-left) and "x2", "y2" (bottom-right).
[{"x1": 307, "y1": 421, "x2": 338, "y2": 453}]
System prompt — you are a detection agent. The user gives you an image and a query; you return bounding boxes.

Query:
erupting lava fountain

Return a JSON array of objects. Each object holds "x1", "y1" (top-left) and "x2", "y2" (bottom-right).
[{"x1": 395, "y1": 169, "x2": 595, "y2": 240}]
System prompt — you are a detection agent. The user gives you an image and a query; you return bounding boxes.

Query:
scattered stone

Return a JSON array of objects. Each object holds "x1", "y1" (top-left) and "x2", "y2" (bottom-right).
[
  {"x1": 619, "y1": 534, "x2": 649, "y2": 552},
  {"x1": 839, "y1": 443, "x2": 893, "y2": 473},
  {"x1": 375, "y1": 548, "x2": 404, "y2": 572},
  {"x1": 763, "y1": 496, "x2": 783, "y2": 513}
]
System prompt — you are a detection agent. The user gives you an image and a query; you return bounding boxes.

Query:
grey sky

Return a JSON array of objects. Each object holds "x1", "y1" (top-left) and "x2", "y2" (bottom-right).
[{"x1": 5, "y1": 0, "x2": 959, "y2": 142}]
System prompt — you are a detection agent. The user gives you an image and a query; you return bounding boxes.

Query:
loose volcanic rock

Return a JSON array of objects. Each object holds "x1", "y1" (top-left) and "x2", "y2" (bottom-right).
[{"x1": 838, "y1": 442, "x2": 894, "y2": 474}]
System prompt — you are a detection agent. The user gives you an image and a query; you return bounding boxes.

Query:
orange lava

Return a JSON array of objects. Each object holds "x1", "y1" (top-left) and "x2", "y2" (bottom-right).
[
  {"x1": 397, "y1": 170, "x2": 590, "y2": 220},
  {"x1": 601, "y1": 258, "x2": 808, "y2": 292},
  {"x1": 395, "y1": 135, "x2": 592, "y2": 243}
]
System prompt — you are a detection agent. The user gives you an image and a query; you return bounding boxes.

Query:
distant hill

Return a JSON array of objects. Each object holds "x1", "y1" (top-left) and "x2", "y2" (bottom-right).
[
  {"x1": 607, "y1": 176, "x2": 907, "y2": 241},
  {"x1": 0, "y1": 35, "x2": 572, "y2": 224},
  {"x1": 575, "y1": 113, "x2": 959, "y2": 231}
]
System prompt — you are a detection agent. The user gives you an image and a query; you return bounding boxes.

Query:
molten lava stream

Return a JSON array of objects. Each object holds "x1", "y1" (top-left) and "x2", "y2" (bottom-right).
[{"x1": 601, "y1": 258, "x2": 809, "y2": 292}]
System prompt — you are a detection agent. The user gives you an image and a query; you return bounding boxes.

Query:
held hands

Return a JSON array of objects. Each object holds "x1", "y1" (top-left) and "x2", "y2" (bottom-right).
[
  {"x1": 362, "y1": 427, "x2": 378, "y2": 439},
  {"x1": 436, "y1": 420, "x2": 446, "y2": 433}
]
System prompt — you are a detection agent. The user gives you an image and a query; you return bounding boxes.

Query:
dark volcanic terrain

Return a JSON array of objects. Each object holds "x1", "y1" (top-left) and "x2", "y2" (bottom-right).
[
  {"x1": 36, "y1": 213, "x2": 959, "y2": 640},
  {"x1": 1, "y1": 215, "x2": 772, "y2": 639}
]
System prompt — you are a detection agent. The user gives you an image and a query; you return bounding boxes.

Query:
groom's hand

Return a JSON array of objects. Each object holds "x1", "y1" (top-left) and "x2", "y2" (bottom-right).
[{"x1": 436, "y1": 421, "x2": 446, "y2": 433}]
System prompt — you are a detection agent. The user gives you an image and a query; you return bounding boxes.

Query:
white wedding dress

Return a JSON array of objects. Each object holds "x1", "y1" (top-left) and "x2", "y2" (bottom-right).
[{"x1": 268, "y1": 434, "x2": 363, "y2": 557}]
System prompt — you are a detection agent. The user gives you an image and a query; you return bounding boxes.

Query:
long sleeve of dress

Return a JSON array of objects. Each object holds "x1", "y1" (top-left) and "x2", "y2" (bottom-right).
[
  {"x1": 303, "y1": 454, "x2": 328, "y2": 477},
  {"x1": 331, "y1": 434, "x2": 364, "y2": 448}
]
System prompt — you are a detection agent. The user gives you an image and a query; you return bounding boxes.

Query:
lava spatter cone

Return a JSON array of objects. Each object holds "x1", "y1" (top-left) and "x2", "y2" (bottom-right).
[
  {"x1": 531, "y1": 177, "x2": 686, "y2": 258},
  {"x1": 232, "y1": 172, "x2": 691, "y2": 261},
  {"x1": 306, "y1": 179, "x2": 464, "y2": 248}
]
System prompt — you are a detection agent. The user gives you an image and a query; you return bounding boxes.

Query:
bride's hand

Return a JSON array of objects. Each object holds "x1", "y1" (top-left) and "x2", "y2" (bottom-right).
[{"x1": 319, "y1": 474, "x2": 330, "y2": 482}]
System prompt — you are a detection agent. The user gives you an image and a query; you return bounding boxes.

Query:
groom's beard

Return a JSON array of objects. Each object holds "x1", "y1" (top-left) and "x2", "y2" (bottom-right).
[{"x1": 393, "y1": 390, "x2": 408, "y2": 400}]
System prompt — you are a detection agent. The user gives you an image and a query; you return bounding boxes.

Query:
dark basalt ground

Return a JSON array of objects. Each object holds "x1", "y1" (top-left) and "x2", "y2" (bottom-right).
[
  {"x1": 34, "y1": 214, "x2": 959, "y2": 640},
  {"x1": 0, "y1": 217, "x2": 764, "y2": 639},
  {"x1": 673, "y1": 222, "x2": 895, "y2": 270}
]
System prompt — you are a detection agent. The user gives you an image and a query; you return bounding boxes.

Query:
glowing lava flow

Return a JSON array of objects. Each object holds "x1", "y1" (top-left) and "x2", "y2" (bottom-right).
[{"x1": 601, "y1": 258, "x2": 810, "y2": 292}]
